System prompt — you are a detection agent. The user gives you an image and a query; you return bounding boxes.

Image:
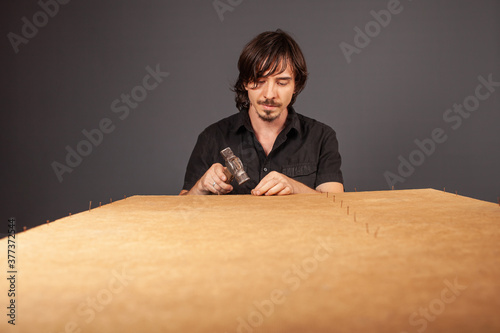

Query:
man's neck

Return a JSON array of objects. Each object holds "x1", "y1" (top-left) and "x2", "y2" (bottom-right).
[{"x1": 248, "y1": 106, "x2": 288, "y2": 155}]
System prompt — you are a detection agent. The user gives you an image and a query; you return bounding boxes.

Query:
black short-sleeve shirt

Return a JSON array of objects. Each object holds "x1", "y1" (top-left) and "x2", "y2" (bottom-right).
[{"x1": 182, "y1": 107, "x2": 343, "y2": 194}]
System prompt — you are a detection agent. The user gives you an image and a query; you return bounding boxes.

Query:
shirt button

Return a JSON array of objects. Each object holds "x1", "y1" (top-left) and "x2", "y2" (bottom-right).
[{"x1": 264, "y1": 168, "x2": 268, "y2": 172}]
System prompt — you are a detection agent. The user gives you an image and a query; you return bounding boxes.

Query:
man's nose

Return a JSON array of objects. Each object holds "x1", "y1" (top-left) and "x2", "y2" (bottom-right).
[{"x1": 263, "y1": 82, "x2": 277, "y2": 99}]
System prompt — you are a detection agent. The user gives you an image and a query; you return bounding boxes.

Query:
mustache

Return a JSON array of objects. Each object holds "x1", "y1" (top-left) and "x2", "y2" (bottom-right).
[{"x1": 257, "y1": 99, "x2": 282, "y2": 107}]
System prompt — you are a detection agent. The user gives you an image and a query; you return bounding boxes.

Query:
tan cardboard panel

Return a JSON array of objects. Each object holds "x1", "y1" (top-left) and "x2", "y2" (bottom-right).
[{"x1": 1, "y1": 189, "x2": 499, "y2": 332}]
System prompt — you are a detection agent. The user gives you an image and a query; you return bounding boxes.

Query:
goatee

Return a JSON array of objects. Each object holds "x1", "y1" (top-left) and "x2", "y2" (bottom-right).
[
  {"x1": 258, "y1": 110, "x2": 280, "y2": 122},
  {"x1": 256, "y1": 99, "x2": 282, "y2": 122}
]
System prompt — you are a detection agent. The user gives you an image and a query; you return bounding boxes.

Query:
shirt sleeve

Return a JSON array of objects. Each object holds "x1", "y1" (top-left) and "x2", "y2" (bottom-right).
[
  {"x1": 315, "y1": 125, "x2": 344, "y2": 187},
  {"x1": 182, "y1": 129, "x2": 217, "y2": 191}
]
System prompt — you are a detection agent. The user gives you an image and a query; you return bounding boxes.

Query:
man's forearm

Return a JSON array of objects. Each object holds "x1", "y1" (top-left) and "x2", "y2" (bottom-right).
[
  {"x1": 289, "y1": 177, "x2": 321, "y2": 194},
  {"x1": 315, "y1": 181, "x2": 344, "y2": 193}
]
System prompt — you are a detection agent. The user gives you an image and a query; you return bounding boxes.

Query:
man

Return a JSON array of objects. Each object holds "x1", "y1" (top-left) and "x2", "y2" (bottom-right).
[{"x1": 180, "y1": 29, "x2": 343, "y2": 196}]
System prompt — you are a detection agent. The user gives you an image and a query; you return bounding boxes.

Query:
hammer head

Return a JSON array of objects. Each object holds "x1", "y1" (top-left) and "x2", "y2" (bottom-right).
[{"x1": 220, "y1": 147, "x2": 250, "y2": 185}]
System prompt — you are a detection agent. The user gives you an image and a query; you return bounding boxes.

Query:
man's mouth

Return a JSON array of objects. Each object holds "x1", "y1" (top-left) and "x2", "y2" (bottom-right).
[
  {"x1": 258, "y1": 99, "x2": 281, "y2": 109},
  {"x1": 262, "y1": 104, "x2": 276, "y2": 110}
]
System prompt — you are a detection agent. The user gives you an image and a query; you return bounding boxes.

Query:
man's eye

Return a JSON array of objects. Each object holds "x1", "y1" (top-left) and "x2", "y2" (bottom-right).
[
  {"x1": 251, "y1": 81, "x2": 265, "y2": 88},
  {"x1": 277, "y1": 81, "x2": 288, "y2": 86}
]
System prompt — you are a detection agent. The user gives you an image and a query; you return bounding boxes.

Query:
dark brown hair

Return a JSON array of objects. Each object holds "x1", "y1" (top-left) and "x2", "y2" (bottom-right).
[{"x1": 233, "y1": 29, "x2": 308, "y2": 111}]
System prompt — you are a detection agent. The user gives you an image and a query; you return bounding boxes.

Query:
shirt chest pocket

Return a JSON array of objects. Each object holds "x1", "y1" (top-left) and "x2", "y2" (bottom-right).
[{"x1": 281, "y1": 163, "x2": 317, "y2": 188}]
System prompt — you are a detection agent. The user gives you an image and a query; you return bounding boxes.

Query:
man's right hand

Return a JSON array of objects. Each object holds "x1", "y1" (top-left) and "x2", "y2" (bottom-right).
[{"x1": 184, "y1": 163, "x2": 233, "y2": 195}]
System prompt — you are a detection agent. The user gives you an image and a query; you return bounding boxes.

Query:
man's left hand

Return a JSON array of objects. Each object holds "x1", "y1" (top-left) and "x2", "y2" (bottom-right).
[{"x1": 251, "y1": 171, "x2": 295, "y2": 196}]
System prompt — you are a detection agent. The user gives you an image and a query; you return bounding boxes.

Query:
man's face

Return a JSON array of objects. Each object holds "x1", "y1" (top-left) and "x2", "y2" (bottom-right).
[{"x1": 245, "y1": 64, "x2": 295, "y2": 122}]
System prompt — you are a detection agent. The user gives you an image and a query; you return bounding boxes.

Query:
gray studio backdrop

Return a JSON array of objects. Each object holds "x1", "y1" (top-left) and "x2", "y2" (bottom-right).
[{"x1": 1, "y1": 0, "x2": 499, "y2": 230}]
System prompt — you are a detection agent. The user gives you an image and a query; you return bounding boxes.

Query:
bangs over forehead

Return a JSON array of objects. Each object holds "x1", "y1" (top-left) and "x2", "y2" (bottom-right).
[
  {"x1": 254, "y1": 55, "x2": 292, "y2": 80},
  {"x1": 241, "y1": 31, "x2": 300, "y2": 82}
]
